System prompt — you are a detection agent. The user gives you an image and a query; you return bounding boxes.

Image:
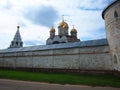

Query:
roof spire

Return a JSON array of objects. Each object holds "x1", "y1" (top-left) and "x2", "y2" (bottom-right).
[
  {"x1": 9, "y1": 26, "x2": 23, "y2": 48},
  {"x1": 62, "y1": 15, "x2": 64, "y2": 22},
  {"x1": 73, "y1": 25, "x2": 75, "y2": 29},
  {"x1": 52, "y1": 24, "x2": 54, "y2": 29}
]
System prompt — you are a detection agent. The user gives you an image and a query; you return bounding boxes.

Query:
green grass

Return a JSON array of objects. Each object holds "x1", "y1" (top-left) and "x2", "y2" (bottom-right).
[{"x1": 0, "y1": 69, "x2": 120, "y2": 87}]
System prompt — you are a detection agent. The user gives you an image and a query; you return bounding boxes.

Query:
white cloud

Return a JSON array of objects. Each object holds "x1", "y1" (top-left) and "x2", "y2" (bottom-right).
[
  {"x1": 23, "y1": 5, "x2": 59, "y2": 27},
  {"x1": 0, "y1": 0, "x2": 114, "y2": 49}
]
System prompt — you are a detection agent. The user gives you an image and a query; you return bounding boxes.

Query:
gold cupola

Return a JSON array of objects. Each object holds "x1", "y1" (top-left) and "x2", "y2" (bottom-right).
[
  {"x1": 63, "y1": 22, "x2": 68, "y2": 28},
  {"x1": 58, "y1": 20, "x2": 68, "y2": 28},
  {"x1": 71, "y1": 25, "x2": 77, "y2": 33},
  {"x1": 58, "y1": 15, "x2": 68, "y2": 28},
  {"x1": 50, "y1": 25, "x2": 55, "y2": 32}
]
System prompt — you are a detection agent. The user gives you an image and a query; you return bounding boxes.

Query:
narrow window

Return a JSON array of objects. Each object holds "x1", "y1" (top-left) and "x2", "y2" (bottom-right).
[
  {"x1": 16, "y1": 42, "x2": 18, "y2": 46},
  {"x1": 114, "y1": 10, "x2": 118, "y2": 18},
  {"x1": 114, "y1": 54, "x2": 117, "y2": 64}
]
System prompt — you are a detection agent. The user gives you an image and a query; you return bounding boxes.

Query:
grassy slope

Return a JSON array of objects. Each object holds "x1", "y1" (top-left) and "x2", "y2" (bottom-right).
[{"x1": 0, "y1": 69, "x2": 120, "y2": 87}]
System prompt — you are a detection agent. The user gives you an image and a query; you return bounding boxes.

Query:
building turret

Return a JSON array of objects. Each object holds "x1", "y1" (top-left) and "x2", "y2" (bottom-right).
[
  {"x1": 58, "y1": 16, "x2": 69, "y2": 36},
  {"x1": 102, "y1": 0, "x2": 120, "y2": 71},
  {"x1": 71, "y1": 25, "x2": 77, "y2": 38},
  {"x1": 9, "y1": 26, "x2": 23, "y2": 48},
  {"x1": 50, "y1": 26, "x2": 55, "y2": 39}
]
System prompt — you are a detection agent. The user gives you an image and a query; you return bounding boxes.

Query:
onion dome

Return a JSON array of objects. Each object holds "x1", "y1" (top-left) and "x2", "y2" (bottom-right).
[
  {"x1": 59, "y1": 20, "x2": 65, "y2": 27},
  {"x1": 63, "y1": 23, "x2": 68, "y2": 28},
  {"x1": 58, "y1": 20, "x2": 68, "y2": 28},
  {"x1": 50, "y1": 26, "x2": 55, "y2": 32},
  {"x1": 71, "y1": 25, "x2": 77, "y2": 33},
  {"x1": 58, "y1": 15, "x2": 69, "y2": 28}
]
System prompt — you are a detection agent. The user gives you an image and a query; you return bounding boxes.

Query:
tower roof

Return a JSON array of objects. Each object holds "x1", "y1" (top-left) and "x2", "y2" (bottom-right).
[
  {"x1": 102, "y1": 0, "x2": 120, "y2": 19},
  {"x1": 13, "y1": 26, "x2": 22, "y2": 41},
  {"x1": 9, "y1": 26, "x2": 23, "y2": 48}
]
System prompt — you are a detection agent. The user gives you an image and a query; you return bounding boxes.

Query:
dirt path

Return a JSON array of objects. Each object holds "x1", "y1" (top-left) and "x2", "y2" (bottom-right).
[{"x1": 0, "y1": 79, "x2": 119, "y2": 90}]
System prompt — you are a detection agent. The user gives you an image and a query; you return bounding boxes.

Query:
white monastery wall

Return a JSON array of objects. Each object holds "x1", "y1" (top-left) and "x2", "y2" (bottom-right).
[{"x1": 0, "y1": 45, "x2": 112, "y2": 71}]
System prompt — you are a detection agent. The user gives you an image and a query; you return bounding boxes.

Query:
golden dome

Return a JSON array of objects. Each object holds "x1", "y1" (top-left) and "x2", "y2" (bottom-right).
[
  {"x1": 71, "y1": 25, "x2": 77, "y2": 33},
  {"x1": 63, "y1": 23, "x2": 68, "y2": 28},
  {"x1": 50, "y1": 26, "x2": 55, "y2": 32},
  {"x1": 58, "y1": 15, "x2": 69, "y2": 28},
  {"x1": 58, "y1": 20, "x2": 68, "y2": 28},
  {"x1": 59, "y1": 20, "x2": 64, "y2": 27}
]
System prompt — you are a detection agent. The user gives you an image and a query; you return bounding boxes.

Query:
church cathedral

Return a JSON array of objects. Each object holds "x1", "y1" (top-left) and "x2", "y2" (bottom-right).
[{"x1": 46, "y1": 18, "x2": 80, "y2": 45}]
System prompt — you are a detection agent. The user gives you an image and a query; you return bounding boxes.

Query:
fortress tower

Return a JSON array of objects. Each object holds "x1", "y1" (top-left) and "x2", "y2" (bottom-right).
[{"x1": 102, "y1": 0, "x2": 120, "y2": 71}]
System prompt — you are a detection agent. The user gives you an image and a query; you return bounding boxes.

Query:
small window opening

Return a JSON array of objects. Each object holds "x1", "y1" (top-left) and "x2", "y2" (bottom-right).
[
  {"x1": 16, "y1": 42, "x2": 18, "y2": 46},
  {"x1": 114, "y1": 54, "x2": 118, "y2": 64},
  {"x1": 114, "y1": 10, "x2": 118, "y2": 18}
]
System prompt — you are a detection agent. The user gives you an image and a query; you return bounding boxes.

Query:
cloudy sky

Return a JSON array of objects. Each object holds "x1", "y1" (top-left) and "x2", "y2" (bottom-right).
[{"x1": 0, "y1": 0, "x2": 114, "y2": 49}]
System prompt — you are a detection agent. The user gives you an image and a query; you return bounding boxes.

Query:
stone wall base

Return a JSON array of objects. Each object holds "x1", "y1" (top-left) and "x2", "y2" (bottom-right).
[{"x1": 0, "y1": 67, "x2": 116, "y2": 75}]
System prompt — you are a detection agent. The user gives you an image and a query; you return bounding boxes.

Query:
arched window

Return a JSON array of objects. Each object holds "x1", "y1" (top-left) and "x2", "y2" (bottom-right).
[
  {"x1": 114, "y1": 10, "x2": 118, "y2": 18},
  {"x1": 16, "y1": 42, "x2": 18, "y2": 46}
]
